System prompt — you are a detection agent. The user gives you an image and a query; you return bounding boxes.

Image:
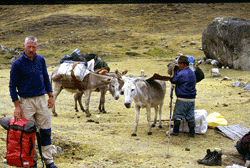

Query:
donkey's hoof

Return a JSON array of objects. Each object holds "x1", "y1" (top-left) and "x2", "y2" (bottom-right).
[
  {"x1": 131, "y1": 133, "x2": 137, "y2": 136},
  {"x1": 102, "y1": 111, "x2": 107, "y2": 114},
  {"x1": 86, "y1": 114, "x2": 91, "y2": 117},
  {"x1": 158, "y1": 125, "x2": 162, "y2": 129},
  {"x1": 151, "y1": 124, "x2": 156, "y2": 127},
  {"x1": 148, "y1": 132, "x2": 152, "y2": 135},
  {"x1": 53, "y1": 113, "x2": 58, "y2": 117}
]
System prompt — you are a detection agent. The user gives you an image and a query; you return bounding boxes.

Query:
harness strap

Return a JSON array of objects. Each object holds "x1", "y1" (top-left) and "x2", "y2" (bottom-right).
[
  {"x1": 36, "y1": 132, "x2": 45, "y2": 168},
  {"x1": 52, "y1": 75, "x2": 63, "y2": 82},
  {"x1": 71, "y1": 62, "x2": 83, "y2": 91}
]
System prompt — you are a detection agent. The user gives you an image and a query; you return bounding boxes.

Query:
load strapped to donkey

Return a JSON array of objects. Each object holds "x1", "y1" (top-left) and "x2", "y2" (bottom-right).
[{"x1": 53, "y1": 49, "x2": 110, "y2": 91}]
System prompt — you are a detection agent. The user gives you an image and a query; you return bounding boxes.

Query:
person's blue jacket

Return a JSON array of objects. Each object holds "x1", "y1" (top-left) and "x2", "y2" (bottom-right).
[
  {"x1": 9, "y1": 52, "x2": 53, "y2": 102},
  {"x1": 170, "y1": 66, "x2": 196, "y2": 99}
]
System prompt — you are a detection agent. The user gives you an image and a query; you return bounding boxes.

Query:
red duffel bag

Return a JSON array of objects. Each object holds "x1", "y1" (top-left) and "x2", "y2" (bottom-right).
[{"x1": 0, "y1": 117, "x2": 37, "y2": 167}]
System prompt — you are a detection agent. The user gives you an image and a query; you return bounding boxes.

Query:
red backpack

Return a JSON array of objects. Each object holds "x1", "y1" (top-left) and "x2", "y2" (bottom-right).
[{"x1": 0, "y1": 117, "x2": 37, "y2": 167}]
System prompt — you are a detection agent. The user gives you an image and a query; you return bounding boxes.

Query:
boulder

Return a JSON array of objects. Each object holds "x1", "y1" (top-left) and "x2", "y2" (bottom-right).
[
  {"x1": 233, "y1": 81, "x2": 245, "y2": 87},
  {"x1": 202, "y1": 17, "x2": 250, "y2": 71},
  {"x1": 242, "y1": 82, "x2": 250, "y2": 90},
  {"x1": 211, "y1": 68, "x2": 221, "y2": 77},
  {"x1": 205, "y1": 59, "x2": 213, "y2": 64},
  {"x1": 211, "y1": 60, "x2": 219, "y2": 67}
]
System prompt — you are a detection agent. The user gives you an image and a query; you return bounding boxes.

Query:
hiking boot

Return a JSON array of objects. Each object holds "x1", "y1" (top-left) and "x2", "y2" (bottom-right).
[
  {"x1": 202, "y1": 150, "x2": 222, "y2": 166},
  {"x1": 46, "y1": 162, "x2": 57, "y2": 168},
  {"x1": 188, "y1": 122, "x2": 195, "y2": 138},
  {"x1": 188, "y1": 132, "x2": 195, "y2": 138},
  {"x1": 166, "y1": 129, "x2": 179, "y2": 136},
  {"x1": 170, "y1": 132, "x2": 179, "y2": 136},
  {"x1": 169, "y1": 120, "x2": 180, "y2": 136},
  {"x1": 197, "y1": 149, "x2": 212, "y2": 164}
]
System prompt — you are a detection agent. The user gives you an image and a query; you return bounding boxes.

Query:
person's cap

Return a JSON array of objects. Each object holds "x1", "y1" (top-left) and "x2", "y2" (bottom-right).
[
  {"x1": 186, "y1": 55, "x2": 194, "y2": 63},
  {"x1": 178, "y1": 56, "x2": 189, "y2": 64}
]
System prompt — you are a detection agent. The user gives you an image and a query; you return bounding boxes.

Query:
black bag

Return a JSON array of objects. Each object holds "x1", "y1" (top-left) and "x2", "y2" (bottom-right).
[
  {"x1": 94, "y1": 57, "x2": 110, "y2": 72},
  {"x1": 195, "y1": 66, "x2": 205, "y2": 83},
  {"x1": 86, "y1": 53, "x2": 97, "y2": 62},
  {"x1": 60, "y1": 55, "x2": 73, "y2": 63},
  {"x1": 72, "y1": 54, "x2": 86, "y2": 62}
]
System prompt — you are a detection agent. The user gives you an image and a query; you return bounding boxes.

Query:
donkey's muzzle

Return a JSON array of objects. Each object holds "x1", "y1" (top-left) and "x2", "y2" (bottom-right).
[{"x1": 124, "y1": 103, "x2": 131, "y2": 108}]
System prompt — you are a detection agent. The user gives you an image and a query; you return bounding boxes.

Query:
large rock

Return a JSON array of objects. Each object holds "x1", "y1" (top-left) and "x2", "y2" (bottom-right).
[{"x1": 202, "y1": 17, "x2": 250, "y2": 71}]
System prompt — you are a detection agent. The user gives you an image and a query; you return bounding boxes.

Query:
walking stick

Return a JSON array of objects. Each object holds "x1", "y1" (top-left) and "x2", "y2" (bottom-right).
[{"x1": 166, "y1": 83, "x2": 174, "y2": 158}]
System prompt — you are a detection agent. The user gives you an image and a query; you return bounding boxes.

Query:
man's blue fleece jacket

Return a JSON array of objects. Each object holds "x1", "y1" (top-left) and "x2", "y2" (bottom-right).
[{"x1": 9, "y1": 52, "x2": 53, "y2": 102}]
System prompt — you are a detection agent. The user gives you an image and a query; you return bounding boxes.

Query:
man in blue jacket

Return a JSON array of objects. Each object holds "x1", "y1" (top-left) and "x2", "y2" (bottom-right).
[
  {"x1": 9, "y1": 36, "x2": 57, "y2": 168},
  {"x1": 170, "y1": 56, "x2": 197, "y2": 137}
]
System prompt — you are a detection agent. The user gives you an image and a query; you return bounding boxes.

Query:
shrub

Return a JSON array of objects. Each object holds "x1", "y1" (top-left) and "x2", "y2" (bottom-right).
[{"x1": 125, "y1": 52, "x2": 140, "y2": 56}]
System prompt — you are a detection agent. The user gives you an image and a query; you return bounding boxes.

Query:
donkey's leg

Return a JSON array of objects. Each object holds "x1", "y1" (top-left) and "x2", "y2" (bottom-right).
[
  {"x1": 158, "y1": 103, "x2": 163, "y2": 129},
  {"x1": 52, "y1": 83, "x2": 63, "y2": 117},
  {"x1": 132, "y1": 105, "x2": 140, "y2": 136},
  {"x1": 74, "y1": 92, "x2": 79, "y2": 112},
  {"x1": 146, "y1": 105, "x2": 152, "y2": 135},
  {"x1": 151, "y1": 106, "x2": 158, "y2": 128},
  {"x1": 78, "y1": 91, "x2": 85, "y2": 112},
  {"x1": 74, "y1": 91, "x2": 85, "y2": 112},
  {"x1": 99, "y1": 88, "x2": 107, "y2": 113},
  {"x1": 84, "y1": 89, "x2": 92, "y2": 117}
]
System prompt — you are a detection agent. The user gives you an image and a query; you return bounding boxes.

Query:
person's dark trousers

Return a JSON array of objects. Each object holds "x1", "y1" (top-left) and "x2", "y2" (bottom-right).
[
  {"x1": 188, "y1": 122, "x2": 195, "y2": 137},
  {"x1": 173, "y1": 120, "x2": 181, "y2": 133}
]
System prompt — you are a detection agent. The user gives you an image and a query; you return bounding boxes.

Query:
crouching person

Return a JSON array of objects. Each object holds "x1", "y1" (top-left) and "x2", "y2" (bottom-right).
[
  {"x1": 9, "y1": 36, "x2": 57, "y2": 168},
  {"x1": 170, "y1": 56, "x2": 197, "y2": 137},
  {"x1": 236, "y1": 131, "x2": 250, "y2": 164}
]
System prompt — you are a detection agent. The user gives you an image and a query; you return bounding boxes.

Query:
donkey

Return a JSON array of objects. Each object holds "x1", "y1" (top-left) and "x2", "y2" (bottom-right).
[
  {"x1": 121, "y1": 76, "x2": 166, "y2": 136},
  {"x1": 51, "y1": 70, "x2": 119, "y2": 117},
  {"x1": 73, "y1": 70, "x2": 126, "y2": 113}
]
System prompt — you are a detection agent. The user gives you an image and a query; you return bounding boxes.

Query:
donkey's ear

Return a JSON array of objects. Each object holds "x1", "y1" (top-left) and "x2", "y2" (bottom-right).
[
  {"x1": 115, "y1": 69, "x2": 118, "y2": 74},
  {"x1": 122, "y1": 70, "x2": 128, "y2": 75}
]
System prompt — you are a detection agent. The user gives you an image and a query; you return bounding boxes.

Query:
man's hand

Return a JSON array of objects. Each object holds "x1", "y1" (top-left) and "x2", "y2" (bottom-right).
[
  {"x1": 48, "y1": 97, "x2": 54, "y2": 108},
  {"x1": 13, "y1": 101, "x2": 23, "y2": 121}
]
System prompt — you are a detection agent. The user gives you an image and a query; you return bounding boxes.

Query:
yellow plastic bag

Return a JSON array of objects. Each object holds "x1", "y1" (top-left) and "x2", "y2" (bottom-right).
[{"x1": 207, "y1": 112, "x2": 227, "y2": 128}]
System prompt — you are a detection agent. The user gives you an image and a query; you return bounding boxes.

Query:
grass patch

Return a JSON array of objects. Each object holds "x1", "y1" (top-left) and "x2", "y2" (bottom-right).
[
  {"x1": 125, "y1": 52, "x2": 140, "y2": 56},
  {"x1": 62, "y1": 49, "x2": 70, "y2": 53},
  {"x1": 144, "y1": 47, "x2": 170, "y2": 58},
  {"x1": 115, "y1": 45, "x2": 123, "y2": 48},
  {"x1": 131, "y1": 46, "x2": 138, "y2": 50}
]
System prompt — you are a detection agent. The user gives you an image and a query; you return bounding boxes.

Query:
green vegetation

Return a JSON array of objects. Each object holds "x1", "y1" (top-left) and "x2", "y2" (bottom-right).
[
  {"x1": 144, "y1": 47, "x2": 170, "y2": 58},
  {"x1": 125, "y1": 52, "x2": 140, "y2": 56}
]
